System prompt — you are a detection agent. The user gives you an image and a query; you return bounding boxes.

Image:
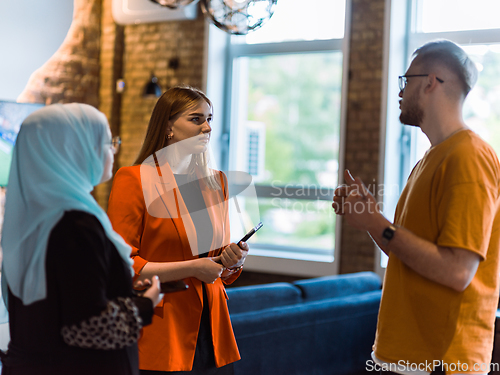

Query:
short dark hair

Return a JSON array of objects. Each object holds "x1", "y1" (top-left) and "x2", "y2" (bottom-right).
[{"x1": 412, "y1": 39, "x2": 478, "y2": 97}]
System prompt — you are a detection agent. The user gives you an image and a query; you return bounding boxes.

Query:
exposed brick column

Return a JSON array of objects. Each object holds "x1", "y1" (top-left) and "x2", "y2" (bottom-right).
[
  {"x1": 95, "y1": 0, "x2": 124, "y2": 209},
  {"x1": 17, "y1": 0, "x2": 101, "y2": 106},
  {"x1": 339, "y1": 0, "x2": 385, "y2": 274}
]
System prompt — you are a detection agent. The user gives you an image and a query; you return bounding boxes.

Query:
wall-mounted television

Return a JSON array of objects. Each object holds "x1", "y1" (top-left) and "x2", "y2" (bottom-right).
[{"x1": 0, "y1": 101, "x2": 44, "y2": 187}]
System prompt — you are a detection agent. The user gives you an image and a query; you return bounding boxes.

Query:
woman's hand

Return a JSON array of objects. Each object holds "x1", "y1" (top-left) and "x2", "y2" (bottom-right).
[
  {"x1": 138, "y1": 276, "x2": 164, "y2": 307},
  {"x1": 193, "y1": 258, "x2": 224, "y2": 284},
  {"x1": 219, "y1": 242, "x2": 249, "y2": 269}
]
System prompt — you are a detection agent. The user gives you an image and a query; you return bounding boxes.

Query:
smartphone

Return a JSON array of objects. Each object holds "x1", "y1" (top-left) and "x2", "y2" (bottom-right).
[
  {"x1": 134, "y1": 279, "x2": 189, "y2": 295},
  {"x1": 159, "y1": 280, "x2": 189, "y2": 293},
  {"x1": 213, "y1": 222, "x2": 263, "y2": 265},
  {"x1": 239, "y1": 221, "x2": 263, "y2": 243}
]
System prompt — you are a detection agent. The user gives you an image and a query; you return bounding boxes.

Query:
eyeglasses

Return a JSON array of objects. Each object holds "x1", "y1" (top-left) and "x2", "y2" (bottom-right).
[
  {"x1": 109, "y1": 136, "x2": 121, "y2": 154},
  {"x1": 398, "y1": 74, "x2": 444, "y2": 92}
]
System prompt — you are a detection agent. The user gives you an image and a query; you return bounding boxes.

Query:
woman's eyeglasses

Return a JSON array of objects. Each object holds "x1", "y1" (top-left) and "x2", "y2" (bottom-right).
[{"x1": 109, "y1": 136, "x2": 121, "y2": 154}]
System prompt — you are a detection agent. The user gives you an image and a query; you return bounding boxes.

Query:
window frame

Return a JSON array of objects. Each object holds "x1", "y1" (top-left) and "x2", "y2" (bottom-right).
[{"x1": 206, "y1": 0, "x2": 352, "y2": 277}]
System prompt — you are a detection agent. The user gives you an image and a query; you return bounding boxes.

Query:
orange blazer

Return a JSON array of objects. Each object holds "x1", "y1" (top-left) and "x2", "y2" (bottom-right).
[{"x1": 107, "y1": 163, "x2": 241, "y2": 372}]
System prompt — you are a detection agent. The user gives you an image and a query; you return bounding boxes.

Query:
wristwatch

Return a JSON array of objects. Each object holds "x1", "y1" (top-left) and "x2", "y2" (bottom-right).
[{"x1": 381, "y1": 224, "x2": 398, "y2": 246}]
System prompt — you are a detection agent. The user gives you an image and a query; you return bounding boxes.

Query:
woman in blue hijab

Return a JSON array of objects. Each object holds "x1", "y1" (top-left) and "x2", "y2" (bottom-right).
[{"x1": 0, "y1": 103, "x2": 162, "y2": 375}]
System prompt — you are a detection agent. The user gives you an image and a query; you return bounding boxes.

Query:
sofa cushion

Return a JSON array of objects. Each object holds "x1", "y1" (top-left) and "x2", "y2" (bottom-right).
[
  {"x1": 226, "y1": 282, "x2": 302, "y2": 314},
  {"x1": 292, "y1": 271, "x2": 381, "y2": 302},
  {"x1": 230, "y1": 290, "x2": 382, "y2": 375}
]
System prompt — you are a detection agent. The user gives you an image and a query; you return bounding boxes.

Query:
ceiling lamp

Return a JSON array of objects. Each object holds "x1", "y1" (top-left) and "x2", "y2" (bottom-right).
[
  {"x1": 149, "y1": 0, "x2": 200, "y2": 9},
  {"x1": 200, "y1": 0, "x2": 277, "y2": 35},
  {"x1": 147, "y1": 0, "x2": 278, "y2": 35}
]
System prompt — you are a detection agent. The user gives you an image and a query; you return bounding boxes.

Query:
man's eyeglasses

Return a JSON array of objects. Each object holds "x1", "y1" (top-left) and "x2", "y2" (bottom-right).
[
  {"x1": 398, "y1": 74, "x2": 444, "y2": 92},
  {"x1": 109, "y1": 136, "x2": 121, "y2": 154}
]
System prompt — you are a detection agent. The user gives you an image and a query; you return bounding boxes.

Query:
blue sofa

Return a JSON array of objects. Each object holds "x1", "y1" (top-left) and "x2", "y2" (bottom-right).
[{"x1": 226, "y1": 271, "x2": 382, "y2": 375}]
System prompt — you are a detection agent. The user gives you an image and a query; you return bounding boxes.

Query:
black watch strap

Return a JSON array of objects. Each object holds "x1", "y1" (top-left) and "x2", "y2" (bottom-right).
[{"x1": 381, "y1": 224, "x2": 398, "y2": 246}]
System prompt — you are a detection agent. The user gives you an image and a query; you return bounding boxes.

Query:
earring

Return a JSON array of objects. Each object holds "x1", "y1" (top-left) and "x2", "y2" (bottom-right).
[{"x1": 167, "y1": 133, "x2": 173, "y2": 140}]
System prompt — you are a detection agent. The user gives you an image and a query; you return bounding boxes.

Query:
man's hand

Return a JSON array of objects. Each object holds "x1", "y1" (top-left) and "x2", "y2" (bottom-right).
[
  {"x1": 333, "y1": 169, "x2": 381, "y2": 231},
  {"x1": 332, "y1": 184, "x2": 350, "y2": 215}
]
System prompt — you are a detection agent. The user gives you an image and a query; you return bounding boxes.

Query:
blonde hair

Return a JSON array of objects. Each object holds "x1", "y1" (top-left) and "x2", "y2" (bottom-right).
[
  {"x1": 134, "y1": 86, "x2": 221, "y2": 190},
  {"x1": 412, "y1": 39, "x2": 478, "y2": 99}
]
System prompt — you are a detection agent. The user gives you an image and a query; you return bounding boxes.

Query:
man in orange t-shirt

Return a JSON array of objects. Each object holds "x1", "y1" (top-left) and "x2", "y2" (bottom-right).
[{"x1": 334, "y1": 40, "x2": 500, "y2": 375}]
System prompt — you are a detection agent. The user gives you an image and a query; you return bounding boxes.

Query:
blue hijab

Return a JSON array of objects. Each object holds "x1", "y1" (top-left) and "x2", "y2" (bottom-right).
[{"x1": 1, "y1": 103, "x2": 133, "y2": 305}]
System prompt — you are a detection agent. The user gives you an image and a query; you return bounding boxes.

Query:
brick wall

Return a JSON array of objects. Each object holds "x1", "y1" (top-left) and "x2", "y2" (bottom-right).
[
  {"x1": 95, "y1": 1, "x2": 206, "y2": 210},
  {"x1": 338, "y1": 0, "x2": 385, "y2": 274},
  {"x1": 118, "y1": 17, "x2": 206, "y2": 168},
  {"x1": 94, "y1": 0, "x2": 124, "y2": 209}
]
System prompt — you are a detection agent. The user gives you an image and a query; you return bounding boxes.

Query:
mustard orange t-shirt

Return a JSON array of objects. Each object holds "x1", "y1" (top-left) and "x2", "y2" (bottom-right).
[{"x1": 374, "y1": 130, "x2": 500, "y2": 374}]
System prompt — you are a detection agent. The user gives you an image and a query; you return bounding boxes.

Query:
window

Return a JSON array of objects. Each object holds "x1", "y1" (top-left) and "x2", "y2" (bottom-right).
[
  {"x1": 414, "y1": 0, "x2": 500, "y2": 33},
  {"x1": 380, "y1": 0, "x2": 500, "y2": 270},
  {"x1": 410, "y1": 0, "x2": 500, "y2": 158},
  {"x1": 210, "y1": 0, "x2": 350, "y2": 274}
]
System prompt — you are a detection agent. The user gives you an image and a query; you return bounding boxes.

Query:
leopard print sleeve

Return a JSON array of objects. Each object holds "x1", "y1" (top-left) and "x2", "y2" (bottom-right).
[{"x1": 61, "y1": 297, "x2": 142, "y2": 350}]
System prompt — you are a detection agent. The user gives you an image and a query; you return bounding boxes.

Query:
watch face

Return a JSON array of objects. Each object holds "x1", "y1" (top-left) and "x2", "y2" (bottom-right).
[
  {"x1": 200, "y1": 0, "x2": 278, "y2": 35},
  {"x1": 382, "y1": 226, "x2": 396, "y2": 244}
]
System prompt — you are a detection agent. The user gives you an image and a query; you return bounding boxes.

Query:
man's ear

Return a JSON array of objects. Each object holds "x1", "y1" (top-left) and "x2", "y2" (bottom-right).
[{"x1": 423, "y1": 74, "x2": 441, "y2": 94}]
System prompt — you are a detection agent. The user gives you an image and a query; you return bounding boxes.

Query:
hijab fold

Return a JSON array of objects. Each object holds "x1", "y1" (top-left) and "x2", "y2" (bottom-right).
[{"x1": 1, "y1": 103, "x2": 133, "y2": 306}]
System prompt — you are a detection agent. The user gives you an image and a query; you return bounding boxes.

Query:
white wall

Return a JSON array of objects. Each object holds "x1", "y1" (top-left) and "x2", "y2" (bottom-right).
[
  {"x1": 0, "y1": 0, "x2": 74, "y2": 101},
  {"x1": 0, "y1": 0, "x2": 74, "y2": 352}
]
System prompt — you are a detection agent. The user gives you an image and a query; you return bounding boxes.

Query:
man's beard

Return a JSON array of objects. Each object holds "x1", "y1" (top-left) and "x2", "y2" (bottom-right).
[{"x1": 399, "y1": 91, "x2": 424, "y2": 127}]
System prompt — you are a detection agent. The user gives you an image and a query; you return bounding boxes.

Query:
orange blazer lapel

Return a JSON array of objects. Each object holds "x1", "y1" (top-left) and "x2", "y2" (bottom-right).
[{"x1": 140, "y1": 155, "x2": 198, "y2": 257}]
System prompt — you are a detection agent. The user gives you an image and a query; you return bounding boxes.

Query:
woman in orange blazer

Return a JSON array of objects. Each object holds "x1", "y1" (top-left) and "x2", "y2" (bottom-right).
[{"x1": 107, "y1": 86, "x2": 248, "y2": 374}]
